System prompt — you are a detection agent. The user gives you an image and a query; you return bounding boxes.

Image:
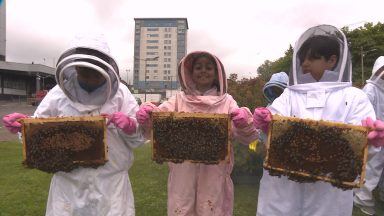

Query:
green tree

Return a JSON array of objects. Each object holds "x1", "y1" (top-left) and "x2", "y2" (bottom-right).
[
  {"x1": 342, "y1": 22, "x2": 384, "y2": 86},
  {"x1": 257, "y1": 45, "x2": 293, "y2": 82}
]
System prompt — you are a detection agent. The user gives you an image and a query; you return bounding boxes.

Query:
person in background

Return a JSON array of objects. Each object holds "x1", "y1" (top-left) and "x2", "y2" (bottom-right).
[
  {"x1": 263, "y1": 72, "x2": 289, "y2": 105},
  {"x1": 354, "y1": 56, "x2": 384, "y2": 216}
]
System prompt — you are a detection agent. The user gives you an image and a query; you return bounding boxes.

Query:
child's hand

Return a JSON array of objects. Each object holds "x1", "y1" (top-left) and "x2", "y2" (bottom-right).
[
  {"x1": 105, "y1": 112, "x2": 137, "y2": 135},
  {"x1": 253, "y1": 107, "x2": 272, "y2": 134},
  {"x1": 2, "y1": 113, "x2": 28, "y2": 134},
  {"x1": 230, "y1": 108, "x2": 249, "y2": 128},
  {"x1": 362, "y1": 117, "x2": 384, "y2": 147},
  {"x1": 136, "y1": 104, "x2": 156, "y2": 126}
]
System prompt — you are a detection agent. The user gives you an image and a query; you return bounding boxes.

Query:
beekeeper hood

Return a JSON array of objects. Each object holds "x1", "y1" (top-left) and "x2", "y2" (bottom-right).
[
  {"x1": 289, "y1": 24, "x2": 352, "y2": 92},
  {"x1": 367, "y1": 56, "x2": 384, "y2": 91},
  {"x1": 178, "y1": 51, "x2": 227, "y2": 96},
  {"x1": 263, "y1": 72, "x2": 289, "y2": 103},
  {"x1": 55, "y1": 34, "x2": 120, "y2": 110}
]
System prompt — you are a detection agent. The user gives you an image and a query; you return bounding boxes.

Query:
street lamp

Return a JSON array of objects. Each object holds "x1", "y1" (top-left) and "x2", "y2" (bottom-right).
[
  {"x1": 360, "y1": 47, "x2": 377, "y2": 85},
  {"x1": 135, "y1": 56, "x2": 159, "y2": 102}
]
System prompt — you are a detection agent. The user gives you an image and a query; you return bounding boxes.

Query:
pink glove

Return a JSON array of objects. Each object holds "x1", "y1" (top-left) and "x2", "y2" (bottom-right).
[
  {"x1": 2, "y1": 113, "x2": 28, "y2": 134},
  {"x1": 362, "y1": 117, "x2": 384, "y2": 147},
  {"x1": 136, "y1": 104, "x2": 155, "y2": 126},
  {"x1": 230, "y1": 108, "x2": 249, "y2": 128},
  {"x1": 105, "y1": 112, "x2": 137, "y2": 135},
  {"x1": 253, "y1": 107, "x2": 272, "y2": 134}
]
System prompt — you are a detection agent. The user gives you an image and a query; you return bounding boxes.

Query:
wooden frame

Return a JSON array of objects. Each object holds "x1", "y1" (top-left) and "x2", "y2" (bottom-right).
[
  {"x1": 151, "y1": 112, "x2": 231, "y2": 164},
  {"x1": 264, "y1": 115, "x2": 368, "y2": 189},
  {"x1": 20, "y1": 116, "x2": 108, "y2": 173}
]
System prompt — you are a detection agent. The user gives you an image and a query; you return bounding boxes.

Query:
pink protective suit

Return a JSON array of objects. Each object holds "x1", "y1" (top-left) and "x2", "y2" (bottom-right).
[{"x1": 153, "y1": 51, "x2": 258, "y2": 215}]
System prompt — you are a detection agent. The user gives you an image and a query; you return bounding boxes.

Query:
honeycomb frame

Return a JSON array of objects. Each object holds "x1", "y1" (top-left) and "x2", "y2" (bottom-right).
[
  {"x1": 264, "y1": 115, "x2": 368, "y2": 189},
  {"x1": 20, "y1": 116, "x2": 108, "y2": 173},
  {"x1": 151, "y1": 112, "x2": 231, "y2": 164}
]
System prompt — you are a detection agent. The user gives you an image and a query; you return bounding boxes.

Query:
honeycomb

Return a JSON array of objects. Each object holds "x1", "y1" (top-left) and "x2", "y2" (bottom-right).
[
  {"x1": 21, "y1": 116, "x2": 108, "y2": 173},
  {"x1": 152, "y1": 112, "x2": 230, "y2": 164},
  {"x1": 264, "y1": 115, "x2": 368, "y2": 190}
]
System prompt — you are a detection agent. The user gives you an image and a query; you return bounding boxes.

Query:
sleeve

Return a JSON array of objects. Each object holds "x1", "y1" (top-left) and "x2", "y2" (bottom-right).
[
  {"x1": 362, "y1": 83, "x2": 377, "y2": 106},
  {"x1": 345, "y1": 90, "x2": 376, "y2": 125},
  {"x1": 346, "y1": 90, "x2": 381, "y2": 158},
  {"x1": 268, "y1": 88, "x2": 291, "y2": 116},
  {"x1": 228, "y1": 97, "x2": 259, "y2": 145},
  {"x1": 158, "y1": 94, "x2": 177, "y2": 111},
  {"x1": 116, "y1": 85, "x2": 145, "y2": 149},
  {"x1": 33, "y1": 85, "x2": 60, "y2": 118}
]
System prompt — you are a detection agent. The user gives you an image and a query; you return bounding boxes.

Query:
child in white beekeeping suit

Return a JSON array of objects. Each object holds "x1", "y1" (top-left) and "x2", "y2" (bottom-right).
[
  {"x1": 353, "y1": 56, "x2": 384, "y2": 216},
  {"x1": 253, "y1": 24, "x2": 382, "y2": 216},
  {"x1": 2, "y1": 34, "x2": 145, "y2": 216}
]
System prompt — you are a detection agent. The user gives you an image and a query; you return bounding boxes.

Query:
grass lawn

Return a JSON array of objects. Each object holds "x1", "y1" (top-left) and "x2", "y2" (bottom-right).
[{"x1": 0, "y1": 141, "x2": 383, "y2": 215}]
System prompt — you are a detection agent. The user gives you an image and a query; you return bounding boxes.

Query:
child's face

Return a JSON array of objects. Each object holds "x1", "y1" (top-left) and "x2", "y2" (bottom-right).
[
  {"x1": 301, "y1": 54, "x2": 337, "y2": 81},
  {"x1": 76, "y1": 67, "x2": 106, "y2": 86},
  {"x1": 192, "y1": 57, "x2": 217, "y2": 91}
]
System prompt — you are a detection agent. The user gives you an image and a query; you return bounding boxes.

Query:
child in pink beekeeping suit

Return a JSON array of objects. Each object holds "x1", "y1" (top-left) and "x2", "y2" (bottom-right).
[{"x1": 136, "y1": 51, "x2": 258, "y2": 215}]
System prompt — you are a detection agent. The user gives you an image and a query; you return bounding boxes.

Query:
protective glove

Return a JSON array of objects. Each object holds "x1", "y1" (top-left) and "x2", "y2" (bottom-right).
[
  {"x1": 362, "y1": 117, "x2": 384, "y2": 147},
  {"x1": 2, "y1": 113, "x2": 29, "y2": 134},
  {"x1": 136, "y1": 104, "x2": 156, "y2": 126},
  {"x1": 230, "y1": 108, "x2": 249, "y2": 128},
  {"x1": 253, "y1": 107, "x2": 272, "y2": 134},
  {"x1": 105, "y1": 112, "x2": 137, "y2": 135}
]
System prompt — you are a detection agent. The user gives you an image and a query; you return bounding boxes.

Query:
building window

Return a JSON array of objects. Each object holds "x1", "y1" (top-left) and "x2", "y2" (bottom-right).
[
  {"x1": 164, "y1": 40, "x2": 171, "y2": 44},
  {"x1": 164, "y1": 27, "x2": 171, "y2": 32},
  {"x1": 4, "y1": 77, "x2": 26, "y2": 90},
  {"x1": 146, "y1": 46, "x2": 158, "y2": 49},
  {"x1": 163, "y1": 64, "x2": 171, "y2": 68},
  {"x1": 145, "y1": 76, "x2": 149, "y2": 79},
  {"x1": 147, "y1": 28, "x2": 159, "y2": 31},
  {"x1": 164, "y1": 46, "x2": 171, "y2": 50},
  {"x1": 154, "y1": 76, "x2": 158, "y2": 79},
  {"x1": 154, "y1": 70, "x2": 158, "y2": 73},
  {"x1": 147, "y1": 52, "x2": 158, "y2": 55},
  {"x1": 147, "y1": 34, "x2": 159, "y2": 37},
  {"x1": 146, "y1": 64, "x2": 158, "y2": 67},
  {"x1": 164, "y1": 33, "x2": 172, "y2": 38},
  {"x1": 164, "y1": 52, "x2": 171, "y2": 56},
  {"x1": 147, "y1": 40, "x2": 159, "y2": 43}
]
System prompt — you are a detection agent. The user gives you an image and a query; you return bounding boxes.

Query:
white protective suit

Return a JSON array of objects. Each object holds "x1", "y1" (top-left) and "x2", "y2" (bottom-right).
[
  {"x1": 354, "y1": 56, "x2": 384, "y2": 207},
  {"x1": 34, "y1": 35, "x2": 144, "y2": 216},
  {"x1": 256, "y1": 25, "x2": 377, "y2": 216}
]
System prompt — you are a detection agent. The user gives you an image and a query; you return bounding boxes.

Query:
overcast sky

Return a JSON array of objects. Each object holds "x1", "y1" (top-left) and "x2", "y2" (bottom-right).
[{"x1": 5, "y1": 0, "x2": 384, "y2": 82}]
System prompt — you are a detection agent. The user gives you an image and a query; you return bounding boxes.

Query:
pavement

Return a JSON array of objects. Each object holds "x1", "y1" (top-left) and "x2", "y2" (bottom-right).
[{"x1": 0, "y1": 100, "x2": 37, "y2": 142}]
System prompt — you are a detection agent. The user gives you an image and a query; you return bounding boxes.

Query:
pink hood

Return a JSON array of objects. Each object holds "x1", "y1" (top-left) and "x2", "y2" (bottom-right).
[{"x1": 178, "y1": 51, "x2": 227, "y2": 96}]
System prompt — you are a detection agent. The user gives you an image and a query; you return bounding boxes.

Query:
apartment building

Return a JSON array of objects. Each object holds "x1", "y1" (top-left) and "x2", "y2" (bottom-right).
[{"x1": 133, "y1": 18, "x2": 188, "y2": 92}]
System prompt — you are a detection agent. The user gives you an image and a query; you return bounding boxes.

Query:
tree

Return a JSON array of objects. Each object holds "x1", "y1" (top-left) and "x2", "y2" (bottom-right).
[
  {"x1": 257, "y1": 45, "x2": 293, "y2": 82},
  {"x1": 342, "y1": 22, "x2": 384, "y2": 85}
]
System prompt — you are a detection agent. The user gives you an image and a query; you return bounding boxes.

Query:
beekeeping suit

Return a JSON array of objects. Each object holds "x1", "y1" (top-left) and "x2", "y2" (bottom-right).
[
  {"x1": 34, "y1": 34, "x2": 144, "y2": 216},
  {"x1": 156, "y1": 51, "x2": 257, "y2": 216},
  {"x1": 354, "y1": 56, "x2": 384, "y2": 209},
  {"x1": 256, "y1": 25, "x2": 376, "y2": 216}
]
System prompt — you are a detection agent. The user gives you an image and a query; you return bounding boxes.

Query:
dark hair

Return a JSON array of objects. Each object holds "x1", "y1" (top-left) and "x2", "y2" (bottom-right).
[
  {"x1": 298, "y1": 35, "x2": 340, "y2": 65},
  {"x1": 192, "y1": 53, "x2": 217, "y2": 69}
]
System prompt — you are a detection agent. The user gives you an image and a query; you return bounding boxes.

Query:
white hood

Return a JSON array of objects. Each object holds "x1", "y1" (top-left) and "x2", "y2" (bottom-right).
[
  {"x1": 55, "y1": 34, "x2": 120, "y2": 110},
  {"x1": 289, "y1": 24, "x2": 352, "y2": 93},
  {"x1": 367, "y1": 56, "x2": 384, "y2": 91}
]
